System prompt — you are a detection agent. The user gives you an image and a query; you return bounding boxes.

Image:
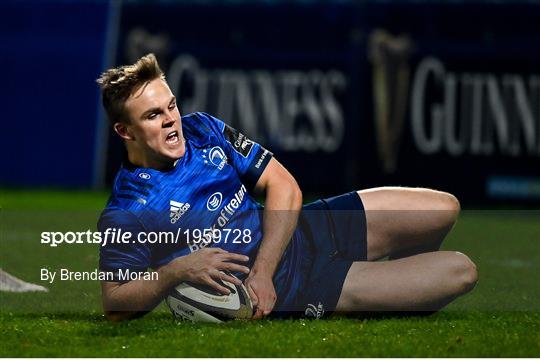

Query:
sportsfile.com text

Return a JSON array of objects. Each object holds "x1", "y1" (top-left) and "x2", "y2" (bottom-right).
[{"x1": 40, "y1": 228, "x2": 253, "y2": 247}]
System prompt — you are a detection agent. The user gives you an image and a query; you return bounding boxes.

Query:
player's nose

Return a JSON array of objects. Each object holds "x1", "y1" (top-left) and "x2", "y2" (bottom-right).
[{"x1": 162, "y1": 110, "x2": 175, "y2": 128}]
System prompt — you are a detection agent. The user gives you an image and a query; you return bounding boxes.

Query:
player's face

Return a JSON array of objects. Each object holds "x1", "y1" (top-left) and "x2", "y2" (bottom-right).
[{"x1": 123, "y1": 78, "x2": 185, "y2": 168}]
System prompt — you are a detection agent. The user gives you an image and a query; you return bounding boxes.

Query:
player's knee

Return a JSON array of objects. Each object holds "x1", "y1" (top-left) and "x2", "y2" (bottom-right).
[
  {"x1": 431, "y1": 190, "x2": 460, "y2": 229},
  {"x1": 445, "y1": 192, "x2": 460, "y2": 211},
  {"x1": 449, "y1": 252, "x2": 478, "y2": 295},
  {"x1": 443, "y1": 192, "x2": 461, "y2": 220}
]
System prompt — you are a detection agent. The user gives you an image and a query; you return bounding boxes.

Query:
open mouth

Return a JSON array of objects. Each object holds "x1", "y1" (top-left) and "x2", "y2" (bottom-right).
[{"x1": 165, "y1": 130, "x2": 180, "y2": 145}]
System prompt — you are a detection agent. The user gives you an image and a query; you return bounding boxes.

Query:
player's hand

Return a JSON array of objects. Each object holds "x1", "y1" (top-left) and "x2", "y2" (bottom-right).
[
  {"x1": 244, "y1": 271, "x2": 276, "y2": 319},
  {"x1": 170, "y1": 248, "x2": 250, "y2": 295}
]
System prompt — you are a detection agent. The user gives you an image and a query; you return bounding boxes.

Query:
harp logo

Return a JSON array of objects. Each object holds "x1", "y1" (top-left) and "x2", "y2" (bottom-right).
[{"x1": 368, "y1": 29, "x2": 412, "y2": 174}]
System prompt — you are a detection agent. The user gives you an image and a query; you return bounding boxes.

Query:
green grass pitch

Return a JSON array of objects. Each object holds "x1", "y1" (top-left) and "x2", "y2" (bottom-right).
[{"x1": 1, "y1": 190, "x2": 539, "y2": 357}]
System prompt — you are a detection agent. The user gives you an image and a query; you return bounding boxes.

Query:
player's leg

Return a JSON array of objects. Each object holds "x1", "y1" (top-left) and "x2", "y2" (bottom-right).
[
  {"x1": 335, "y1": 251, "x2": 477, "y2": 313},
  {"x1": 358, "y1": 187, "x2": 460, "y2": 260}
]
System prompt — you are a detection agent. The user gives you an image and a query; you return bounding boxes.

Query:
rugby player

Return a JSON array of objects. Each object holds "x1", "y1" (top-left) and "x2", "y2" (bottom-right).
[{"x1": 96, "y1": 54, "x2": 477, "y2": 321}]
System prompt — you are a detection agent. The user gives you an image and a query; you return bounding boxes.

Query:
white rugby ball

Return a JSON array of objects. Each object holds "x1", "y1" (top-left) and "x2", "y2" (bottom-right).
[{"x1": 166, "y1": 273, "x2": 253, "y2": 323}]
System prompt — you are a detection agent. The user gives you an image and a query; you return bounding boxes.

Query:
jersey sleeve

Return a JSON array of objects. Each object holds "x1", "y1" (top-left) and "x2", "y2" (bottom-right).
[
  {"x1": 98, "y1": 208, "x2": 151, "y2": 282},
  {"x1": 196, "y1": 112, "x2": 273, "y2": 189}
]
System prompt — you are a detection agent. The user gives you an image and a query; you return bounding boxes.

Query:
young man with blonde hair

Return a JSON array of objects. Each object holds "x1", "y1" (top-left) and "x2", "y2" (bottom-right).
[{"x1": 97, "y1": 54, "x2": 477, "y2": 321}]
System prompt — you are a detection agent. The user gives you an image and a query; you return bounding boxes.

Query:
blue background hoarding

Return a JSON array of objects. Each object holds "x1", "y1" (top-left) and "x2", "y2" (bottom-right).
[
  {"x1": 0, "y1": 1, "x2": 109, "y2": 187},
  {"x1": 2, "y1": 1, "x2": 539, "y2": 204}
]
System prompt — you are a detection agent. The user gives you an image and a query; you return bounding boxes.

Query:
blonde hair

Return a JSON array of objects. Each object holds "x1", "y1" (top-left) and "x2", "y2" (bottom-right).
[{"x1": 96, "y1": 53, "x2": 165, "y2": 124}]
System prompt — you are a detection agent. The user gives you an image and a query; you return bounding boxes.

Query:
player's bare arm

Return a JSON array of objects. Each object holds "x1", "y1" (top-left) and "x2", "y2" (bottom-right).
[
  {"x1": 101, "y1": 248, "x2": 250, "y2": 322},
  {"x1": 246, "y1": 158, "x2": 302, "y2": 319}
]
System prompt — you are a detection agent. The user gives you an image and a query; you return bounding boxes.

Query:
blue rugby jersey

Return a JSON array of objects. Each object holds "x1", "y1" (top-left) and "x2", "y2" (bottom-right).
[{"x1": 98, "y1": 112, "x2": 307, "y2": 309}]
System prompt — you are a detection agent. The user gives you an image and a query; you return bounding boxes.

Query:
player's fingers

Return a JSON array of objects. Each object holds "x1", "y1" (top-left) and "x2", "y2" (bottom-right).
[
  {"x1": 221, "y1": 262, "x2": 250, "y2": 274},
  {"x1": 262, "y1": 302, "x2": 274, "y2": 316},
  {"x1": 246, "y1": 283, "x2": 258, "y2": 307},
  {"x1": 219, "y1": 273, "x2": 242, "y2": 286},
  {"x1": 252, "y1": 307, "x2": 264, "y2": 320},
  {"x1": 222, "y1": 252, "x2": 249, "y2": 263},
  {"x1": 259, "y1": 295, "x2": 275, "y2": 316},
  {"x1": 205, "y1": 275, "x2": 231, "y2": 295}
]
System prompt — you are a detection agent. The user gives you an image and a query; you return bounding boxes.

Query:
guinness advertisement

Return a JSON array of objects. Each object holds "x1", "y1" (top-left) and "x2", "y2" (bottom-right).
[
  {"x1": 361, "y1": 2, "x2": 540, "y2": 204},
  {"x1": 107, "y1": 2, "x2": 540, "y2": 204}
]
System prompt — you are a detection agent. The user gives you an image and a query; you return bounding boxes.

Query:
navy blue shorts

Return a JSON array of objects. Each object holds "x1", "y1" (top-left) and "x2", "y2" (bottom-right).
[{"x1": 275, "y1": 191, "x2": 367, "y2": 318}]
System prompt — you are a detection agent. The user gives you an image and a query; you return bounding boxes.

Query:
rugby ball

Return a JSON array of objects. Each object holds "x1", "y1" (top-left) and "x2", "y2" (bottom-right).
[{"x1": 166, "y1": 273, "x2": 253, "y2": 323}]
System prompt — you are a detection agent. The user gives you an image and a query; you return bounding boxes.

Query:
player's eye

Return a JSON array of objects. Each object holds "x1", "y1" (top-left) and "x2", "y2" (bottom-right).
[
  {"x1": 148, "y1": 112, "x2": 158, "y2": 120},
  {"x1": 169, "y1": 102, "x2": 176, "y2": 110}
]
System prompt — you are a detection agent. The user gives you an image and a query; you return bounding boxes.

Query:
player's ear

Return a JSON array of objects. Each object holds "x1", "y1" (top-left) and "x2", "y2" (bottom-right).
[{"x1": 113, "y1": 121, "x2": 135, "y2": 141}]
